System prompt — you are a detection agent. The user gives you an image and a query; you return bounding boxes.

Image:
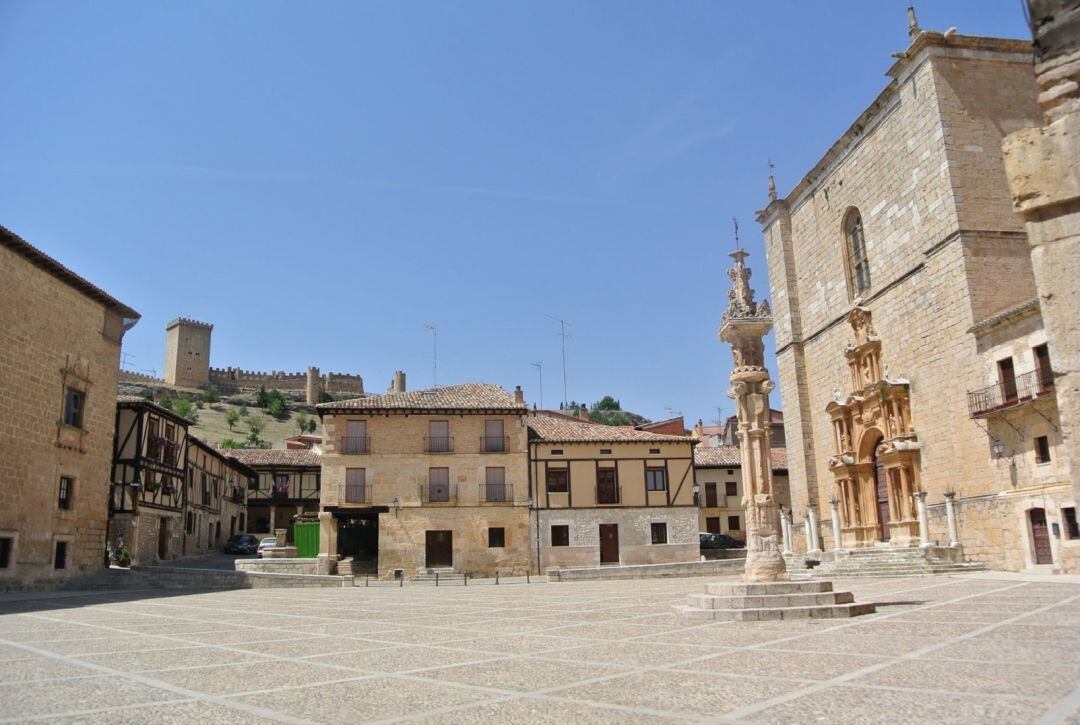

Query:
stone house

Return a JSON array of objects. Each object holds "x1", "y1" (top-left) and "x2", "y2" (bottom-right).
[
  {"x1": 225, "y1": 448, "x2": 321, "y2": 541},
  {"x1": 317, "y1": 383, "x2": 531, "y2": 578},
  {"x1": 757, "y1": 16, "x2": 1076, "y2": 570},
  {"x1": 528, "y1": 410, "x2": 698, "y2": 570},
  {"x1": 183, "y1": 437, "x2": 256, "y2": 555},
  {"x1": 0, "y1": 225, "x2": 139, "y2": 589},
  {"x1": 694, "y1": 445, "x2": 789, "y2": 540}
]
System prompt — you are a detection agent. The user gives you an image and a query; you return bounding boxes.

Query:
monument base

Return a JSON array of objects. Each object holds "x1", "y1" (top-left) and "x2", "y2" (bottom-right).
[
  {"x1": 744, "y1": 547, "x2": 788, "y2": 582},
  {"x1": 674, "y1": 580, "x2": 875, "y2": 622}
]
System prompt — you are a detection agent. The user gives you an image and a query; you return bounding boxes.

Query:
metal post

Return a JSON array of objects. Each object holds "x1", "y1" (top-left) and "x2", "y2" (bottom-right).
[
  {"x1": 365, "y1": 576, "x2": 368, "y2": 587},
  {"x1": 435, "y1": 571, "x2": 439, "y2": 587},
  {"x1": 464, "y1": 572, "x2": 468, "y2": 586},
  {"x1": 399, "y1": 574, "x2": 403, "y2": 587},
  {"x1": 526, "y1": 570, "x2": 530, "y2": 584},
  {"x1": 495, "y1": 570, "x2": 499, "y2": 585}
]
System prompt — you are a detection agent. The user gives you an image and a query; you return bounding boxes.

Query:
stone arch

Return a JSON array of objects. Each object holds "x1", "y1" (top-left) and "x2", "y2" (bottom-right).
[{"x1": 857, "y1": 427, "x2": 885, "y2": 463}]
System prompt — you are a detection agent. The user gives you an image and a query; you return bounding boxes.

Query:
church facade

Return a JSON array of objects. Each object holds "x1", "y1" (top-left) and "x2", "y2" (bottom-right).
[{"x1": 758, "y1": 16, "x2": 1078, "y2": 572}]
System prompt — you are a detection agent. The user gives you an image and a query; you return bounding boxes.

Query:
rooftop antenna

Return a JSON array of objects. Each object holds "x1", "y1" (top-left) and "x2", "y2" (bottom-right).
[
  {"x1": 546, "y1": 314, "x2": 571, "y2": 408},
  {"x1": 424, "y1": 323, "x2": 437, "y2": 389},
  {"x1": 531, "y1": 362, "x2": 543, "y2": 410},
  {"x1": 121, "y1": 351, "x2": 135, "y2": 370}
]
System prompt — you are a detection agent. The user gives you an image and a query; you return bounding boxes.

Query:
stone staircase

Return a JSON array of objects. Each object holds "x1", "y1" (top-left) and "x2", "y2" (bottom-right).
[
  {"x1": 409, "y1": 568, "x2": 466, "y2": 584},
  {"x1": 674, "y1": 580, "x2": 875, "y2": 621},
  {"x1": 786, "y1": 545, "x2": 987, "y2": 578}
]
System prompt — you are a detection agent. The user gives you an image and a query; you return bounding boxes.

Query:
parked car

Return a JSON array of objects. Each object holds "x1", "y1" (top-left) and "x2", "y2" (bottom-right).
[
  {"x1": 223, "y1": 534, "x2": 258, "y2": 555},
  {"x1": 699, "y1": 532, "x2": 745, "y2": 550},
  {"x1": 256, "y1": 537, "x2": 277, "y2": 558}
]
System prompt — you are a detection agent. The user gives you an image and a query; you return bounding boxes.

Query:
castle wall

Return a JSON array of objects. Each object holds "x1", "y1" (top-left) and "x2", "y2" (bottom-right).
[{"x1": 207, "y1": 367, "x2": 363, "y2": 395}]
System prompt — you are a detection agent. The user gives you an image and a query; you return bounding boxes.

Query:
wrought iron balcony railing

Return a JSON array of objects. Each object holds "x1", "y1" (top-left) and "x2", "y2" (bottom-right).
[
  {"x1": 340, "y1": 436, "x2": 371, "y2": 454},
  {"x1": 344, "y1": 483, "x2": 370, "y2": 504},
  {"x1": 480, "y1": 483, "x2": 513, "y2": 503},
  {"x1": 480, "y1": 436, "x2": 510, "y2": 453},
  {"x1": 967, "y1": 369, "x2": 1055, "y2": 418},
  {"x1": 424, "y1": 436, "x2": 454, "y2": 453}
]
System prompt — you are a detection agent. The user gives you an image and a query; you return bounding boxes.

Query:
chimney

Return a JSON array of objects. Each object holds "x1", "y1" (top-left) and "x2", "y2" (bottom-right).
[
  {"x1": 578, "y1": 404, "x2": 589, "y2": 420},
  {"x1": 694, "y1": 419, "x2": 704, "y2": 437},
  {"x1": 393, "y1": 370, "x2": 406, "y2": 393},
  {"x1": 513, "y1": 385, "x2": 524, "y2": 405}
]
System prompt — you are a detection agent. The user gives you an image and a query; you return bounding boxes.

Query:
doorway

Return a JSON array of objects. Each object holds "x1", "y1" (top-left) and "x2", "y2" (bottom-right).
[
  {"x1": 599, "y1": 524, "x2": 619, "y2": 565},
  {"x1": 339, "y1": 514, "x2": 380, "y2": 574},
  {"x1": 157, "y1": 517, "x2": 168, "y2": 559},
  {"x1": 425, "y1": 530, "x2": 453, "y2": 568},
  {"x1": 1029, "y1": 508, "x2": 1053, "y2": 565},
  {"x1": 874, "y1": 456, "x2": 890, "y2": 542}
]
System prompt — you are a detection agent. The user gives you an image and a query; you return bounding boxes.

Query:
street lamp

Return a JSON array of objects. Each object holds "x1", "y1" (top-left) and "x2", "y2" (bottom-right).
[{"x1": 991, "y1": 439, "x2": 1005, "y2": 458}]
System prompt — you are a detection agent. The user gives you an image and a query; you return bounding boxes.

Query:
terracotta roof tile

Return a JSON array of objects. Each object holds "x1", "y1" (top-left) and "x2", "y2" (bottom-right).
[
  {"x1": 318, "y1": 383, "x2": 525, "y2": 413},
  {"x1": 219, "y1": 448, "x2": 321, "y2": 467},
  {"x1": 694, "y1": 444, "x2": 789, "y2": 471},
  {"x1": 528, "y1": 412, "x2": 693, "y2": 444}
]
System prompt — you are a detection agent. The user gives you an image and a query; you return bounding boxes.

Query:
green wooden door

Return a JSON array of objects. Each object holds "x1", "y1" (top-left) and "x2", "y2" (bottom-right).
[{"x1": 293, "y1": 522, "x2": 319, "y2": 558}]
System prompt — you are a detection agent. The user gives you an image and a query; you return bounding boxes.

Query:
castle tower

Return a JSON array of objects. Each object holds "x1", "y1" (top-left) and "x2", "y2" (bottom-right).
[
  {"x1": 305, "y1": 367, "x2": 322, "y2": 406},
  {"x1": 718, "y1": 248, "x2": 786, "y2": 582},
  {"x1": 164, "y1": 318, "x2": 212, "y2": 388}
]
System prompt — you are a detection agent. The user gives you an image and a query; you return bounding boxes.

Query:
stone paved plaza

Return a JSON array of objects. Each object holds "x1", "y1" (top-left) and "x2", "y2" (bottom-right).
[{"x1": 0, "y1": 574, "x2": 1078, "y2": 723}]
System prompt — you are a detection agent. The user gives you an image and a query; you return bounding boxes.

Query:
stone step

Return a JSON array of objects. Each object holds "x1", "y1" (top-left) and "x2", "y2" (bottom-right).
[
  {"x1": 673, "y1": 601, "x2": 876, "y2": 622},
  {"x1": 704, "y1": 580, "x2": 834, "y2": 596},
  {"x1": 688, "y1": 590, "x2": 854, "y2": 610}
]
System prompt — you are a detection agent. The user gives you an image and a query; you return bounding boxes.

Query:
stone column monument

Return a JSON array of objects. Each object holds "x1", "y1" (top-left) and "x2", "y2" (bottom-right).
[{"x1": 717, "y1": 248, "x2": 787, "y2": 582}]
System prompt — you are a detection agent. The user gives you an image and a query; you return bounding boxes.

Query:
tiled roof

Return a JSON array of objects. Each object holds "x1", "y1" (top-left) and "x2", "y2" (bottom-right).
[
  {"x1": 2, "y1": 224, "x2": 139, "y2": 320},
  {"x1": 694, "y1": 445, "x2": 789, "y2": 471},
  {"x1": 528, "y1": 412, "x2": 693, "y2": 444},
  {"x1": 220, "y1": 448, "x2": 322, "y2": 467},
  {"x1": 318, "y1": 383, "x2": 525, "y2": 413}
]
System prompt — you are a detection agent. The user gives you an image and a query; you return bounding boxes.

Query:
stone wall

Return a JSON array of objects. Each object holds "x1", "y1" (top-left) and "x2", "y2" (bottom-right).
[
  {"x1": 534, "y1": 507, "x2": 699, "y2": 571},
  {"x1": 548, "y1": 557, "x2": 744, "y2": 581},
  {"x1": 0, "y1": 241, "x2": 129, "y2": 590},
  {"x1": 208, "y1": 367, "x2": 363, "y2": 395}
]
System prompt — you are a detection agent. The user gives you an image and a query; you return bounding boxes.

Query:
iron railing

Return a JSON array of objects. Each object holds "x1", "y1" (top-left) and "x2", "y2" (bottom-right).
[
  {"x1": 424, "y1": 436, "x2": 454, "y2": 453},
  {"x1": 344, "y1": 483, "x2": 370, "y2": 504},
  {"x1": 480, "y1": 436, "x2": 510, "y2": 453},
  {"x1": 420, "y1": 482, "x2": 457, "y2": 504},
  {"x1": 480, "y1": 483, "x2": 513, "y2": 503},
  {"x1": 340, "y1": 436, "x2": 371, "y2": 454},
  {"x1": 967, "y1": 369, "x2": 1055, "y2": 418},
  {"x1": 596, "y1": 483, "x2": 621, "y2": 505}
]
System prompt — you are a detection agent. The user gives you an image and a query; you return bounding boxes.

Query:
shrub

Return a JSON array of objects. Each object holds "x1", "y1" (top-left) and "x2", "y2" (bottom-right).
[{"x1": 225, "y1": 408, "x2": 241, "y2": 431}]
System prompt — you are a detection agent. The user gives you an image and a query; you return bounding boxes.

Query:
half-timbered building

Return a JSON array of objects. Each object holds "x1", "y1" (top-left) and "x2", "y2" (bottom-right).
[
  {"x1": 184, "y1": 437, "x2": 256, "y2": 555},
  {"x1": 109, "y1": 396, "x2": 189, "y2": 564},
  {"x1": 224, "y1": 449, "x2": 321, "y2": 542}
]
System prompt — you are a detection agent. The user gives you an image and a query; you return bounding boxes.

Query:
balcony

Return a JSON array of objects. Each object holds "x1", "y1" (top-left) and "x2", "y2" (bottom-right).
[
  {"x1": 424, "y1": 436, "x2": 454, "y2": 454},
  {"x1": 596, "y1": 482, "x2": 621, "y2": 505},
  {"x1": 480, "y1": 436, "x2": 510, "y2": 453},
  {"x1": 420, "y1": 482, "x2": 457, "y2": 504},
  {"x1": 340, "y1": 436, "x2": 371, "y2": 454},
  {"x1": 968, "y1": 369, "x2": 1055, "y2": 418},
  {"x1": 479, "y1": 483, "x2": 513, "y2": 503},
  {"x1": 344, "y1": 483, "x2": 371, "y2": 504}
]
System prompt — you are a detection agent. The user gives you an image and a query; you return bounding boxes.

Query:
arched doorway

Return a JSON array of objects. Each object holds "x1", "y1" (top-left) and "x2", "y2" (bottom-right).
[
  {"x1": 864, "y1": 433, "x2": 889, "y2": 542},
  {"x1": 1029, "y1": 508, "x2": 1053, "y2": 565}
]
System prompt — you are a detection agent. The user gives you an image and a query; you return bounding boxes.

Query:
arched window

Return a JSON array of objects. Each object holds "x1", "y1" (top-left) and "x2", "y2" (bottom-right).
[{"x1": 844, "y1": 210, "x2": 871, "y2": 297}]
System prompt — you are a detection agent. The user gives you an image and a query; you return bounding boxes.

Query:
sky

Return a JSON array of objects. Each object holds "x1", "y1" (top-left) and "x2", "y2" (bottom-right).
[{"x1": 0, "y1": 1, "x2": 1031, "y2": 427}]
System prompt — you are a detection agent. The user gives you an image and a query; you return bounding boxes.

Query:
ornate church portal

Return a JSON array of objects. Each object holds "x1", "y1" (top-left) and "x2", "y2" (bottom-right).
[{"x1": 826, "y1": 307, "x2": 921, "y2": 547}]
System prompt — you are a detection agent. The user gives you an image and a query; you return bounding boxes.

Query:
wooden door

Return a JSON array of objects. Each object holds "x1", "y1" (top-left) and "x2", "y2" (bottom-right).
[
  {"x1": 157, "y1": 517, "x2": 168, "y2": 559},
  {"x1": 599, "y1": 524, "x2": 619, "y2": 565},
  {"x1": 875, "y1": 460, "x2": 890, "y2": 541},
  {"x1": 998, "y1": 358, "x2": 1018, "y2": 402},
  {"x1": 1029, "y1": 508, "x2": 1053, "y2": 565},
  {"x1": 345, "y1": 420, "x2": 367, "y2": 453},
  {"x1": 425, "y1": 530, "x2": 453, "y2": 568},
  {"x1": 704, "y1": 482, "x2": 718, "y2": 508},
  {"x1": 706, "y1": 516, "x2": 721, "y2": 535}
]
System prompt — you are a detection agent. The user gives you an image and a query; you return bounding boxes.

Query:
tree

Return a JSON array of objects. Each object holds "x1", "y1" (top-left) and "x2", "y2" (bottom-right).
[
  {"x1": 200, "y1": 385, "x2": 220, "y2": 404},
  {"x1": 295, "y1": 412, "x2": 311, "y2": 434},
  {"x1": 306, "y1": 418, "x2": 318, "y2": 434},
  {"x1": 225, "y1": 408, "x2": 240, "y2": 431},
  {"x1": 246, "y1": 415, "x2": 267, "y2": 447},
  {"x1": 256, "y1": 385, "x2": 269, "y2": 408},
  {"x1": 267, "y1": 394, "x2": 287, "y2": 418},
  {"x1": 318, "y1": 390, "x2": 332, "y2": 404},
  {"x1": 587, "y1": 395, "x2": 635, "y2": 426},
  {"x1": 156, "y1": 393, "x2": 173, "y2": 411},
  {"x1": 239, "y1": 405, "x2": 249, "y2": 418},
  {"x1": 172, "y1": 395, "x2": 199, "y2": 424}
]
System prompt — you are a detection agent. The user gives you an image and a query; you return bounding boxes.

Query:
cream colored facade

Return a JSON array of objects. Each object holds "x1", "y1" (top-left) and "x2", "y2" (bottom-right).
[
  {"x1": 318, "y1": 384, "x2": 531, "y2": 578},
  {"x1": 1, "y1": 226, "x2": 139, "y2": 589},
  {"x1": 758, "y1": 22, "x2": 1076, "y2": 570},
  {"x1": 529, "y1": 413, "x2": 698, "y2": 571}
]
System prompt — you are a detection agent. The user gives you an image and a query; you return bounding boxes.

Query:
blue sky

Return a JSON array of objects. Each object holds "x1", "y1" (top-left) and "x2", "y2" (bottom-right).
[{"x1": 0, "y1": 2, "x2": 1029, "y2": 426}]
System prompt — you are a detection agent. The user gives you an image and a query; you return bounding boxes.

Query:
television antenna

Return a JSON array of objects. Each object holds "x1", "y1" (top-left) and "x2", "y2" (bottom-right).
[
  {"x1": 531, "y1": 362, "x2": 543, "y2": 409},
  {"x1": 546, "y1": 314, "x2": 571, "y2": 407}
]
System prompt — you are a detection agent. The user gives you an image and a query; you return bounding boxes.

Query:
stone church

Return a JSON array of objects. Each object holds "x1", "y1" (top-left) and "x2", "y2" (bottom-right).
[{"x1": 758, "y1": 11, "x2": 1078, "y2": 572}]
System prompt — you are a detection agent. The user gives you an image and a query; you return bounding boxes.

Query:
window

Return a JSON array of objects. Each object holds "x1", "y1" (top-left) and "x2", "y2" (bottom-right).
[
  {"x1": 550, "y1": 449, "x2": 563, "y2": 455},
  {"x1": 844, "y1": 209, "x2": 871, "y2": 296},
  {"x1": 596, "y1": 467, "x2": 619, "y2": 504},
  {"x1": 54, "y1": 541, "x2": 68, "y2": 570},
  {"x1": 274, "y1": 475, "x2": 289, "y2": 496},
  {"x1": 600, "y1": 449, "x2": 612, "y2": 455},
  {"x1": 645, "y1": 468, "x2": 667, "y2": 491},
  {"x1": 725, "y1": 481, "x2": 738, "y2": 497},
  {"x1": 1034, "y1": 344, "x2": 1053, "y2": 391},
  {"x1": 546, "y1": 468, "x2": 569, "y2": 493},
  {"x1": 344, "y1": 420, "x2": 368, "y2": 454},
  {"x1": 726, "y1": 469, "x2": 734, "y2": 475},
  {"x1": 1063, "y1": 508, "x2": 1079, "y2": 540},
  {"x1": 727, "y1": 515, "x2": 741, "y2": 531},
  {"x1": 0, "y1": 537, "x2": 12, "y2": 569},
  {"x1": 649, "y1": 448, "x2": 660, "y2": 455},
  {"x1": 427, "y1": 421, "x2": 451, "y2": 453},
  {"x1": 705, "y1": 517, "x2": 721, "y2": 535},
  {"x1": 1035, "y1": 436, "x2": 1052, "y2": 464},
  {"x1": 428, "y1": 467, "x2": 450, "y2": 502},
  {"x1": 488, "y1": 527, "x2": 505, "y2": 548},
  {"x1": 58, "y1": 477, "x2": 74, "y2": 510},
  {"x1": 345, "y1": 468, "x2": 367, "y2": 503},
  {"x1": 63, "y1": 388, "x2": 84, "y2": 428},
  {"x1": 998, "y1": 357, "x2": 1018, "y2": 402},
  {"x1": 483, "y1": 420, "x2": 505, "y2": 452},
  {"x1": 650, "y1": 522, "x2": 668, "y2": 544},
  {"x1": 550, "y1": 525, "x2": 570, "y2": 547},
  {"x1": 484, "y1": 467, "x2": 509, "y2": 502}
]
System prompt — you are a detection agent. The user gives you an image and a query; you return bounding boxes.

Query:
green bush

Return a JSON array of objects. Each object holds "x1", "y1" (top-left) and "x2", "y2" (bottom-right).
[{"x1": 225, "y1": 408, "x2": 240, "y2": 431}]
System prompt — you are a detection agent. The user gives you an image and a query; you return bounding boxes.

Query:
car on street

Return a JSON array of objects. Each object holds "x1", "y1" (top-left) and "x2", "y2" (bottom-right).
[
  {"x1": 223, "y1": 534, "x2": 258, "y2": 555},
  {"x1": 256, "y1": 537, "x2": 277, "y2": 557},
  {"x1": 699, "y1": 532, "x2": 745, "y2": 550}
]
